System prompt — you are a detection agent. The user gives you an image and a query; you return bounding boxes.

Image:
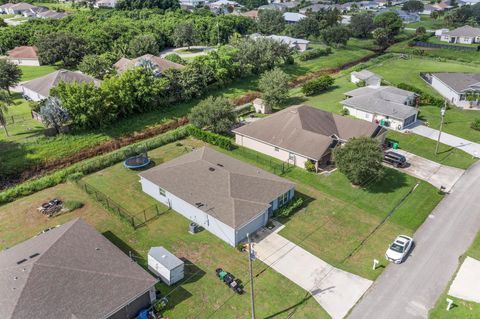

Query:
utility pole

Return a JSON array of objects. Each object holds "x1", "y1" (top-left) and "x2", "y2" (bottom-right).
[
  {"x1": 247, "y1": 233, "x2": 256, "y2": 319},
  {"x1": 435, "y1": 101, "x2": 446, "y2": 155}
]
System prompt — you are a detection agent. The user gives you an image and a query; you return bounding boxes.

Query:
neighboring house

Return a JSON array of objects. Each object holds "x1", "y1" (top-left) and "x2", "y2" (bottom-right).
[
  {"x1": 21, "y1": 70, "x2": 101, "y2": 101},
  {"x1": 7, "y1": 46, "x2": 40, "y2": 66},
  {"x1": 258, "y1": 3, "x2": 287, "y2": 11},
  {"x1": 0, "y1": 3, "x2": 14, "y2": 13},
  {"x1": 357, "y1": 0, "x2": 379, "y2": 10},
  {"x1": 283, "y1": 12, "x2": 306, "y2": 23},
  {"x1": 350, "y1": 70, "x2": 382, "y2": 87},
  {"x1": 440, "y1": 26, "x2": 480, "y2": 44},
  {"x1": 22, "y1": 6, "x2": 48, "y2": 17},
  {"x1": 424, "y1": 72, "x2": 480, "y2": 107},
  {"x1": 37, "y1": 10, "x2": 68, "y2": 19},
  {"x1": 299, "y1": 4, "x2": 335, "y2": 14},
  {"x1": 435, "y1": 28, "x2": 450, "y2": 37},
  {"x1": 342, "y1": 86, "x2": 418, "y2": 130},
  {"x1": 139, "y1": 146, "x2": 295, "y2": 246},
  {"x1": 95, "y1": 0, "x2": 118, "y2": 8},
  {"x1": 4, "y1": 2, "x2": 35, "y2": 14},
  {"x1": 238, "y1": 9, "x2": 258, "y2": 19},
  {"x1": 377, "y1": 9, "x2": 420, "y2": 23},
  {"x1": 233, "y1": 104, "x2": 385, "y2": 171},
  {"x1": 0, "y1": 218, "x2": 158, "y2": 319},
  {"x1": 250, "y1": 33, "x2": 310, "y2": 51},
  {"x1": 421, "y1": 4, "x2": 438, "y2": 15},
  {"x1": 179, "y1": 0, "x2": 206, "y2": 8},
  {"x1": 114, "y1": 54, "x2": 185, "y2": 75},
  {"x1": 341, "y1": 14, "x2": 351, "y2": 24}
]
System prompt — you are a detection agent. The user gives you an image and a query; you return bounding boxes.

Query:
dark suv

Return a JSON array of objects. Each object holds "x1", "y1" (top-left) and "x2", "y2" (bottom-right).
[{"x1": 383, "y1": 151, "x2": 407, "y2": 168}]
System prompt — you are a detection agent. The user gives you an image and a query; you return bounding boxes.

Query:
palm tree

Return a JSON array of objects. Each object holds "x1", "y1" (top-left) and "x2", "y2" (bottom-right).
[{"x1": 0, "y1": 90, "x2": 12, "y2": 137}]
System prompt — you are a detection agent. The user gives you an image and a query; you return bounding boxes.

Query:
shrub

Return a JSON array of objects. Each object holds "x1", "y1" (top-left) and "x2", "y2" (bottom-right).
[
  {"x1": 341, "y1": 108, "x2": 349, "y2": 116},
  {"x1": 275, "y1": 196, "x2": 304, "y2": 218},
  {"x1": 304, "y1": 160, "x2": 316, "y2": 172},
  {"x1": 64, "y1": 200, "x2": 84, "y2": 211},
  {"x1": 397, "y1": 83, "x2": 444, "y2": 107},
  {"x1": 471, "y1": 119, "x2": 480, "y2": 131},
  {"x1": 187, "y1": 125, "x2": 233, "y2": 150},
  {"x1": 164, "y1": 53, "x2": 186, "y2": 65},
  {"x1": 301, "y1": 75, "x2": 335, "y2": 96},
  {"x1": 298, "y1": 47, "x2": 332, "y2": 61},
  {"x1": 66, "y1": 172, "x2": 84, "y2": 182}
]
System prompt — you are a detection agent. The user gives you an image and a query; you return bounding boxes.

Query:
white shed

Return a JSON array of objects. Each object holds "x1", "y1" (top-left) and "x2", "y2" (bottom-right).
[
  {"x1": 253, "y1": 98, "x2": 271, "y2": 114},
  {"x1": 148, "y1": 247, "x2": 184, "y2": 286}
]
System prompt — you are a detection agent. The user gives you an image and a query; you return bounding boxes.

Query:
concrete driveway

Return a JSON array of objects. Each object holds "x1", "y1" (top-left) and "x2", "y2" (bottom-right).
[
  {"x1": 252, "y1": 226, "x2": 372, "y2": 319},
  {"x1": 385, "y1": 149, "x2": 464, "y2": 192}
]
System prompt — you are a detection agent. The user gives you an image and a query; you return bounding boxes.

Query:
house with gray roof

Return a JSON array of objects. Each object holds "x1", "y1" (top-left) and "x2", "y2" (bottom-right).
[
  {"x1": 299, "y1": 3, "x2": 335, "y2": 14},
  {"x1": 233, "y1": 105, "x2": 385, "y2": 171},
  {"x1": 114, "y1": 54, "x2": 185, "y2": 75},
  {"x1": 21, "y1": 69, "x2": 100, "y2": 101},
  {"x1": 250, "y1": 33, "x2": 310, "y2": 51},
  {"x1": 440, "y1": 25, "x2": 480, "y2": 44},
  {"x1": 283, "y1": 12, "x2": 306, "y2": 23},
  {"x1": 350, "y1": 70, "x2": 382, "y2": 87},
  {"x1": 0, "y1": 218, "x2": 158, "y2": 319},
  {"x1": 425, "y1": 72, "x2": 480, "y2": 107},
  {"x1": 139, "y1": 146, "x2": 295, "y2": 246},
  {"x1": 342, "y1": 86, "x2": 418, "y2": 130}
]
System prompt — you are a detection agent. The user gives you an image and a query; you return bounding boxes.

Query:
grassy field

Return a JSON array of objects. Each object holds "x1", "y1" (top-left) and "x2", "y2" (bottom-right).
[
  {"x1": 429, "y1": 231, "x2": 480, "y2": 318},
  {"x1": 408, "y1": 16, "x2": 447, "y2": 30},
  {"x1": 0, "y1": 140, "x2": 329, "y2": 319},
  {"x1": 19, "y1": 65, "x2": 58, "y2": 81}
]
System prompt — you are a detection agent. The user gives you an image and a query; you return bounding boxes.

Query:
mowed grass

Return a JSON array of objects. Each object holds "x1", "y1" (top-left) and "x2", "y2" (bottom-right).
[
  {"x1": 0, "y1": 153, "x2": 329, "y2": 318},
  {"x1": 19, "y1": 65, "x2": 58, "y2": 81}
]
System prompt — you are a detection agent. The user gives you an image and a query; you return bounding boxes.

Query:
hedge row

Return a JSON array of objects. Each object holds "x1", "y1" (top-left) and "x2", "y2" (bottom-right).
[
  {"x1": 187, "y1": 126, "x2": 234, "y2": 150},
  {"x1": 298, "y1": 47, "x2": 332, "y2": 61},
  {"x1": 275, "y1": 196, "x2": 304, "y2": 218},
  {"x1": 0, "y1": 126, "x2": 190, "y2": 205},
  {"x1": 397, "y1": 83, "x2": 445, "y2": 108},
  {"x1": 301, "y1": 75, "x2": 335, "y2": 96}
]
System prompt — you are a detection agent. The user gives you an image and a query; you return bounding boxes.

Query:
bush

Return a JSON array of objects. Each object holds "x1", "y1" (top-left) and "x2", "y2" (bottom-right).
[
  {"x1": 341, "y1": 108, "x2": 349, "y2": 116},
  {"x1": 298, "y1": 47, "x2": 332, "y2": 61},
  {"x1": 66, "y1": 172, "x2": 84, "y2": 182},
  {"x1": 471, "y1": 119, "x2": 480, "y2": 131},
  {"x1": 187, "y1": 125, "x2": 233, "y2": 150},
  {"x1": 397, "y1": 83, "x2": 444, "y2": 107},
  {"x1": 304, "y1": 160, "x2": 316, "y2": 172},
  {"x1": 64, "y1": 200, "x2": 84, "y2": 211},
  {"x1": 164, "y1": 53, "x2": 186, "y2": 65},
  {"x1": 275, "y1": 196, "x2": 304, "y2": 218},
  {"x1": 301, "y1": 75, "x2": 335, "y2": 96}
]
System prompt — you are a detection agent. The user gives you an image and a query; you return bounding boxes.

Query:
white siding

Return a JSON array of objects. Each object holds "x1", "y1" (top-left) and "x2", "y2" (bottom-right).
[
  {"x1": 140, "y1": 177, "x2": 237, "y2": 245},
  {"x1": 431, "y1": 76, "x2": 461, "y2": 105},
  {"x1": 7, "y1": 58, "x2": 40, "y2": 66},
  {"x1": 344, "y1": 106, "x2": 412, "y2": 130},
  {"x1": 235, "y1": 134, "x2": 311, "y2": 169},
  {"x1": 21, "y1": 86, "x2": 45, "y2": 101}
]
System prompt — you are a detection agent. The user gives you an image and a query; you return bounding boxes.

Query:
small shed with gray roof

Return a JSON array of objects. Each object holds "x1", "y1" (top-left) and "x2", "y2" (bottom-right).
[
  {"x1": 139, "y1": 147, "x2": 295, "y2": 246},
  {"x1": 148, "y1": 247, "x2": 184, "y2": 286}
]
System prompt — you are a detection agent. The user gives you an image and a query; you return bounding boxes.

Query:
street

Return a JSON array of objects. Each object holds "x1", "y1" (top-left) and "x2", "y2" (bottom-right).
[{"x1": 348, "y1": 161, "x2": 480, "y2": 319}]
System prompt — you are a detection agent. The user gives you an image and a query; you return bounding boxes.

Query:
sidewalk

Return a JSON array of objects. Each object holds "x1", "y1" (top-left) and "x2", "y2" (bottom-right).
[{"x1": 408, "y1": 124, "x2": 480, "y2": 157}]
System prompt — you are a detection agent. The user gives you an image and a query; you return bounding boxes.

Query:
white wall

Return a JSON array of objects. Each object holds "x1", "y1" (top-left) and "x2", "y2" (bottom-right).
[
  {"x1": 8, "y1": 58, "x2": 40, "y2": 66},
  {"x1": 235, "y1": 134, "x2": 311, "y2": 169},
  {"x1": 140, "y1": 177, "x2": 237, "y2": 246},
  {"x1": 344, "y1": 106, "x2": 410, "y2": 130},
  {"x1": 431, "y1": 76, "x2": 461, "y2": 105},
  {"x1": 21, "y1": 86, "x2": 45, "y2": 101}
]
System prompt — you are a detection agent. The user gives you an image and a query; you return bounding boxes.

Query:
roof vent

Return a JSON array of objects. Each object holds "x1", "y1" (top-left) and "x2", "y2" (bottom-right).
[
  {"x1": 16, "y1": 259, "x2": 27, "y2": 265},
  {"x1": 216, "y1": 163, "x2": 224, "y2": 167},
  {"x1": 209, "y1": 167, "x2": 215, "y2": 172},
  {"x1": 29, "y1": 253, "x2": 39, "y2": 259},
  {"x1": 13, "y1": 276, "x2": 18, "y2": 280},
  {"x1": 95, "y1": 247, "x2": 101, "y2": 251},
  {"x1": 195, "y1": 202, "x2": 204, "y2": 208},
  {"x1": 162, "y1": 255, "x2": 166, "y2": 259}
]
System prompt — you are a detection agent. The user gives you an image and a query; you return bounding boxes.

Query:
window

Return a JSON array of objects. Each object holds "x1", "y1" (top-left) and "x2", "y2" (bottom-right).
[
  {"x1": 159, "y1": 187, "x2": 166, "y2": 196},
  {"x1": 278, "y1": 192, "x2": 289, "y2": 207},
  {"x1": 274, "y1": 147, "x2": 279, "y2": 152}
]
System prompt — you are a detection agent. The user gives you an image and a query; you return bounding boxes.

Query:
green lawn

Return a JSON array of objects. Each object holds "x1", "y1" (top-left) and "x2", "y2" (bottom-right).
[
  {"x1": 408, "y1": 16, "x2": 447, "y2": 30},
  {"x1": 19, "y1": 65, "x2": 58, "y2": 81}
]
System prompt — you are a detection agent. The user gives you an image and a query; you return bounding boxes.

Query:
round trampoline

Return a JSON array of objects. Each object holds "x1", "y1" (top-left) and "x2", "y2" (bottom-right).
[{"x1": 124, "y1": 154, "x2": 151, "y2": 169}]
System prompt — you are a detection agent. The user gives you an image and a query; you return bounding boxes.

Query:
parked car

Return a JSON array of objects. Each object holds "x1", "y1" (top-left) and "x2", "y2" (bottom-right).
[
  {"x1": 383, "y1": 151, "x2": 407, "y2": 168},
  {"x1": 385, "y1": 235, "x2": 413, "y2": 264}
]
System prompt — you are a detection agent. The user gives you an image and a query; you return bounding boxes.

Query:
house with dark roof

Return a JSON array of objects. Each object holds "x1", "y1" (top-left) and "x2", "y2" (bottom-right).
[
  {"x1": 0, "y1": 218, "x2": 158, "y2": 319},
  {"x1": 440, "y1": 26, "x2": 480, "y2": 44},
  {"x1": 139, "y1": 146, "x2": 295, "y2": 246},
  {"x1": 114, "y1": 54, "x2": 185, "y2": 75},
  {"x1": 341, "y1": 86, "x2": 418, "y2": 130},
  {"x1": 425, "y1": 72, "x2": 480, "y2": 107},
  {"x1": 20, "y1": 70, "x2": 100, "y2": 101},
  {"x1": 233, "y1": 105, "x2": 385, "y2": 171},
  {"x1": 7, "y1": 46, "x2": 39, "y2": 66}
]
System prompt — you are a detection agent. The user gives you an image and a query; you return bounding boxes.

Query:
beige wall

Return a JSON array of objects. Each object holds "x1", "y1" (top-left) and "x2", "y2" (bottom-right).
[
  {"x1": 235, "y1": 134, "x2": 311, "y2": 169},
  {"x1": 8, "y1": 58, "x2": 40, "y2": 66}
]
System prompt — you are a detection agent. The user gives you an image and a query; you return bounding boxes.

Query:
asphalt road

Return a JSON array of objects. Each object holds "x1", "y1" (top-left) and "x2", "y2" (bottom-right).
[{"x1": 348, "y1": 161, "x2": 480, "y2": 319}]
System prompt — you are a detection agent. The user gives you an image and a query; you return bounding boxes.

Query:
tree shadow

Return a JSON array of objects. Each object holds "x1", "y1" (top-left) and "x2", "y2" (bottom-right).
[
  {"x1": 0, "y1": 140, "x2": 38, "y2": 189},
  {"x1": 102, "y1": 231, "x2": 144, "y2": 264},
  {"x1": 263, "y1": 291, "x2": 313, "y2": 319},
  {"x1": 363, "y1": 168, "x2": 408, "y2": 194}
]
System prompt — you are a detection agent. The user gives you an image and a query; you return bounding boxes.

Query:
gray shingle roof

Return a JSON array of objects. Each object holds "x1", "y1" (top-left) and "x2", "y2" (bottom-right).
[
  {"x1": 114, "y1": 54, "x2": 185, "y2": 74},
  {"x1": 139, "y1": 147, "x2": 294, "y2": 229},
  {"x1": 444, "y1": 25, "x2": 480, "y2": 37},
  {"x1": 345, "y1": 86, "x2": 415, "y2": 104},
  {"x1": 0, "y1": 218, "x2": 158, "y2": 319},
  {"x1": 432, "y1": 73, "x2": 480, "y2": 93},
  {"x1": 351, "y1": 70, "x2": 381, "y2": 81},
  {"x1": 149, "y1": 247, "x2": 183, "y2": 270},
  {"x1": 233, "y1": 105, "x2": 383, "y2": 160},
  {"x1": 21, "y1": 70, "x2": 100, "y2": 98}
]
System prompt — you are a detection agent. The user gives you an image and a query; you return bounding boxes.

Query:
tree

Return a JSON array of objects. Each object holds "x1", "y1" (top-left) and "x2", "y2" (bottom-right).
[
  {"x1": 164, "y1": 53, "x2": 186, "y2": 65},
  {"x1": 374, "y1": 11, "x2": 403, "y2": 38},
  {"x1": 36, "y1": 32, "x2": 87, "y2": 68},
  {"x1": 172, "y1": 22, "x2": 197, "y2": 49},
  {"x1": 257, "y1": 9, "x2": 285, "y2": 34},
  {"x1": 430, "y1": 10, "x2": 439, "y2": 20},
  {"x1": 258, "y1": 67, "x2": 289, "y2": 108},
  {"x1": 78, "y1": 53, "x2": 116, "y2": 79},
  {"x1": 416, "y1": 26, "x2": 426, "y2": 35},
  {"x1": 0, "y1": 60, "x2": 22, "y2": 94},
  {"x1": 350, "y1": 13, "x2": 375, "y2": 39},
  {"x1": 287, "y1": 17, "x2": 321, "y2": 38},
  {"x1": 320, "y1": 25, "x2": 351, "y2": 47},
  {"x1": 372, "y1": 27, "x2": 390, "y2": 47},
  {"x1": 116, "y1": 0, "x2": 180, "y2": 10},
  {"x1": 0, "y1": 90, "x2": 12, "y2": 136},
  {"x1": 402, "y1": 0, "x2": 424, "y2": 12},
  {"x1": 188, "y1": 96, "x2": 236, "y2": 133},
  {"x1": 333, "y1": 137, "x2": 384, "y2": 185},
  {"x1": 301, "y1": 75, "x2": 334, "y2": 96},
  {"x1": 39, "y1": 97, "x2": 70, "y2": 134},
  {"x1": 128, "y1": 34, "x2": 161, "y2": 57}
]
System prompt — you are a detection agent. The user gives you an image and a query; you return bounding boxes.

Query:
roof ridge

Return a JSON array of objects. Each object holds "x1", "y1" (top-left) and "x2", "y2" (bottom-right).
[{"x1": 6, "y1": 265, "x2": 34, "y2": 319}]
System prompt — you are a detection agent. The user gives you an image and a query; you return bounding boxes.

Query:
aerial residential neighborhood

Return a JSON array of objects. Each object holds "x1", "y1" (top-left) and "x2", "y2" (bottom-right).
[{"x1": 2, "y1": 0, "x2": 480, "y2": 318}]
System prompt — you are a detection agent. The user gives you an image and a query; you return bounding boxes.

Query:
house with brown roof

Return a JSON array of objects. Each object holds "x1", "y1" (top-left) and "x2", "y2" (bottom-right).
[
  {"x1": 7, "y1": 46, "x2": 40, "y2": 66},
  {"x1": 233, "y1": 105, "x2": 386, "y2": 171},
  {"x1": 0, "y1": 218, "x2": 158, "y2": 319},
  {"x1": 114, "y1": 54, "x2": 185, "y2": 75},
  {"x1": 139, "y1": 146, "x2": 295, "y2": 246},
  {"x1": 21, "y1": 69, "x2": 101, "y2": 101}
]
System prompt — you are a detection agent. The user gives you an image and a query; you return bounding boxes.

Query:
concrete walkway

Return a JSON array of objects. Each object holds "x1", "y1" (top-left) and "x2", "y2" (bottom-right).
[
  {"x1": 252, "y1": 226, "x2": 372, "y2": 319},
  {"x1": 348, "y1": 161, "x2": 480, "y2": 319},
  {"x1": 386, "y1": 149, "x2": 464, "y2": 192},
  {"x1": 449, "y1": 257, "x2": 480, "y2": 303},
  {"x1": 409, "y1": 124, "x2": 480, "y2": 157}
]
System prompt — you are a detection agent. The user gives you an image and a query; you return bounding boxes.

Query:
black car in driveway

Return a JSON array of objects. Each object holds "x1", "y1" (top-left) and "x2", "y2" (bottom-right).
[{"x1": 383, "y1": 151, "x2": 407, "y2": 168}]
